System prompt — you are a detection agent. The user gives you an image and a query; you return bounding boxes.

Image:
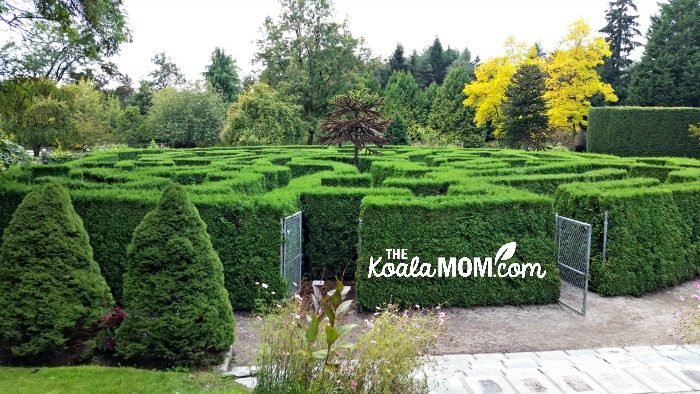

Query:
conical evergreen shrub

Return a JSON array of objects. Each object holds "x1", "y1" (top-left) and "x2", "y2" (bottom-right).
[
  {"x1": 0, "y1": 182, "x2": 113, "y2": 365},
  {"x1": 116, "y1": 184, "x2": 235, "y2": 367}
]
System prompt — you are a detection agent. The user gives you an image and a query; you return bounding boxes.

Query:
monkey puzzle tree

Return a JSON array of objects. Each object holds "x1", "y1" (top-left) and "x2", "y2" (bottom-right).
[{"x1": 320, "y1": 89, "x2": 391, "y2": 167}]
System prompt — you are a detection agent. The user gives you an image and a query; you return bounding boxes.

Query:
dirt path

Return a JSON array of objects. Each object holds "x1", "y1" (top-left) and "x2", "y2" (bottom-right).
[{"x1": 231, "y1": 280, "x2": 696, "y2": 366}]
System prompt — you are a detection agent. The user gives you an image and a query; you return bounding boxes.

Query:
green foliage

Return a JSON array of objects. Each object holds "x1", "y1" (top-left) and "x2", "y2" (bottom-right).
[
  {"x1": 0, "y1": 183, "x2": 113, "y2": 364},
  {"x1": 627, "y1": 0, "x2": 700, "y2": 106},
  {"x1": 356, "y1": 193, "x2": 560, "y2": 309},
  {"x1": 148, "y1": 85, "x2": 226, "y2": 148},
  {"x1": 599, "y1": 0, "x2": 642, "y2": 102},
  {"x1": 18, "y1": 95, "x2": 77, "y2": 155},
  {"x1": 128, "y1": 81, "x2": 154, "y2": 116},
  {"x1": 383, "y1": 71, "x2": 427, "y2": 139},
  {"x1": 388, "y1": 43, "x2": 407, "y2": 73},
  {"x1": 203, "y1": 48, "x2": 241, "y2": 102},
  {"x1": 385, "y1": 115, "x2": 409, "y2": 145},
  {"x1": 148, "y1": 52, "x2": 185, "y2": 89},
  {"x1": 117, "y1": 106, "x2": 150, "y2": 146},
  {"x1": 116, "y1": 184, "x2": 235, "y2": 367},
  {"x1": 554, "y1": 179, "x2": 697, "y2": 295},
  {"x1": 502, "y1": 63, "x2": 550, "y2": 150},
  {"x1": 428, "y1": 66, "x2": 484, "y2": 147},
  {"x1": 61, "y1": 79, "x2": 117, "y2": 146},
  {"x1": 587, "y1": 107, "x2": 700, "y2": 157},
  {"x1": 0, "y1": 139, "x2": 30, "y2": 171},
  {"x1": 221, "y1": 83, "x2": 307, "y2": 145}
]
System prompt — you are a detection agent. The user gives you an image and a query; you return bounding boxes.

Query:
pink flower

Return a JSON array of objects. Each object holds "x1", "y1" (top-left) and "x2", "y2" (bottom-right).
[
  {"x1": 393, "y1": 384, "x2": 400, "y2": 392},
  {"x1": 693, "y1": 282, "x2": 700, "y2": 289},
  {"x1": 350, "y1": 380, "x2": 357, "y2": 391},
  {"x1": 692, "y1": 294, "x2": 700, "y2": 302}
]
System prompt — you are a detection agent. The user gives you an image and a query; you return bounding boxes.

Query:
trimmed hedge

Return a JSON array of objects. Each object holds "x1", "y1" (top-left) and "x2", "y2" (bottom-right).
[
  {"x1": 356, "y1": 193, "x2": 560, "y2": 309},
  {"x1": 587, "y1": 107, "x2": 700, "y2": 158},
  {"x1": 300, "y1": 187, "x2": 411, "y2": 280},
  {"x1": 320, "y1": 174, "x2": 372, "y2": 188},
  {"x1": 554, "y1": 178, "x2": 695, "y2": 295}
]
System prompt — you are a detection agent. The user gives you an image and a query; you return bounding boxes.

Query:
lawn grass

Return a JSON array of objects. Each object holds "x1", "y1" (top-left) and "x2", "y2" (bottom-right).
[{"x1": 0, "y1": 366, "x2": 250, "y2": 394}]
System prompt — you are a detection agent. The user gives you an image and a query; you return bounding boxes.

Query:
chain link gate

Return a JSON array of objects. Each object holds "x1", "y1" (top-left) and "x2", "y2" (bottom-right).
[
  {"x1": 280, "y1": 211, "x2": 303, "y2": 295},
  {"x1": 555, "y1": 214, "x2": 592, "y2": 316}
]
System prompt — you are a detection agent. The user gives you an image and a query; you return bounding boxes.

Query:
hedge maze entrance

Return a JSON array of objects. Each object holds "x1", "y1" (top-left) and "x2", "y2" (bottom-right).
[
  {"x1": 555, "y1": 214, "x2": 592, "y2": 316},
  {"x1": 281, "y1": 211, "x2": 303, "y2": 295}
]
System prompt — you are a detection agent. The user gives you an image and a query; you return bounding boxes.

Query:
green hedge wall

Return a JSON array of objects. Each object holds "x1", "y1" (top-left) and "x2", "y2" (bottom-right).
[
  {"x1": 554, "y1": 178, "x2": 697, "y2": 295},
  {"x1": 300, "y1": 187, "x2": 410, "y2": 280},
  {"x1": 356, "y1": 193, "x2": 560, "y2": 309},
  {"x1": 587, "y1": 107, "x2": 700, "y2": 158}
]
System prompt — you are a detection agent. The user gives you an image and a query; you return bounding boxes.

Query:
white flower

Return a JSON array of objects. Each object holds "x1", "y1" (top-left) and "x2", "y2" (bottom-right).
[
  {"x1": 271, "y1": 291, "x2": 276, "y2": 295},
  {"x1": 261, "y1": 283, "x2": 269, "y2": 289},
  {"x1": 255, "y1": 281, "x2": 260, "y2": 285}
]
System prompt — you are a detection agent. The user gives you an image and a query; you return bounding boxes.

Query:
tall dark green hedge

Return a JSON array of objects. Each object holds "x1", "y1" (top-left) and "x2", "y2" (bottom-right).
[
  {"x1": 554, "y1": 178, "x2": 697, "y2": 295},
  {"x1": 116, "y1": 184, "x2": 235, "y2": 367},
  {"x1": 356, "y1": 193, "x2": 560, "y2": 309},
  {"x1": 0, "y1": 183, "x2": 113, "y2": 365},
  {"x1": 587, "y1": 107, "x2": 700, "y2": 158}
]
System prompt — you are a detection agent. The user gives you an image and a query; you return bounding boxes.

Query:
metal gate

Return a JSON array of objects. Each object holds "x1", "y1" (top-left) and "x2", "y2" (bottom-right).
[
  {"x1": 280, "y1": 211, "x2": 303, "y2": 295},
  {"x1": 555, "y1": 214, "x2": 592, "y2": 316}
]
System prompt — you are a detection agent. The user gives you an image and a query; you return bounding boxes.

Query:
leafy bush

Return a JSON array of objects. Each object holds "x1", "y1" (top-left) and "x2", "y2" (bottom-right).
[
  {"x1": 0, "y1": 183, "x2": 113, "y2": 365},
  {"x1": 587, "y1": 107, "x2": 700, "y2": 158},
  {"x1": 0, "y1": 139, "x2": 30, "y2": 171},
  {"x1": 116, "y1": 184, "x2": 235, "y2": 367}
]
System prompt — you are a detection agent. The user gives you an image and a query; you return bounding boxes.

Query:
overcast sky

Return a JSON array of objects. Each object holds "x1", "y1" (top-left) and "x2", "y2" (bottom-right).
[{"x1": 113, "y1": 0, "x2": 661, "y2": 83}]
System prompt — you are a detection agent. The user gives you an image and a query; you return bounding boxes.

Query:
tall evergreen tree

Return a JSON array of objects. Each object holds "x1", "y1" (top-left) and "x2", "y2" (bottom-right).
[
  {"x1": 502, "y1": 63, "x2": 550, "y2": 150},
  {"x1": 599, "y1": 0, "x2": 641, "y2": 102},
  {"x1": 407, "y1": 50, "x2": 419, "y2": 77},
  {"x1": 427, "y1": 37, "x2": 447, "y2": 84},
  {"x1": 0, "y1": 183, "x2": 113, "y2": 364},
  {"x1": 627, "y1": 0, "x2": 700, "y2": 106},
  {"x1": 385, "y1": 114, "x2": 409, "y2": 145},
  {"x1": 116, "y1": 184, "x2": 235, "y2": 367},
  {"x1": 429, "y1": 66, "x2": 484, "y2": 147},
  {"x1": 388, "y1": 43, "x2": 408, "y2": 73},
  {"x1": 383, "y1": 71, "x2": 427, "y2": 135},
  {"x1": 203, "y1": 47, "x2": 241, "y2": 102}
]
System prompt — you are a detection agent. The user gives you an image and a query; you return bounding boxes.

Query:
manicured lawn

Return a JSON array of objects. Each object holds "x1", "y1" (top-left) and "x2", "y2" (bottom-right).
[{"x1": 0, "y1": 366, "x2": 250, "y2": 394}]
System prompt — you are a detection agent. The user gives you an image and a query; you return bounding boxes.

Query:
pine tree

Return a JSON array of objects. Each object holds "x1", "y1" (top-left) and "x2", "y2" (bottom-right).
[
  {"x1": 429, "y1": 66, "x2": 485, "y2": 147},
  {"x1": 599, "y1": 0, "x2": 641, "y2": 102},
  {"x1": 627, "y1": 0, "x2": 700, "y2": 106},
  {"x1": 428, "y1": 37, "x2": 447, "y2": 84},
  {"x1": 388, "y1": 43, "x2": 408, "y2": 74},
  {"x1": 383, "y1": 71, "x2": 427, "y2": 134},
  {"x1": 0, "y1": 183, "x2": 113, "y2": 364},
  {"x1": 116, "y1": 184, "x2": 235, "y2": 367},
  {"x1": 407, "y1": 50, "x2": 419, "y2": 77},
  {"x1": 502, "y1": 64, "x2": 550, "y2": 150}
]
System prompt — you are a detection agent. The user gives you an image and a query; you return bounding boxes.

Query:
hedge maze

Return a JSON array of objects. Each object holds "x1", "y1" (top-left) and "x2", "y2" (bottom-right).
[{"x1": 1, "y1": 146, "x2": 700, "y2": 310}]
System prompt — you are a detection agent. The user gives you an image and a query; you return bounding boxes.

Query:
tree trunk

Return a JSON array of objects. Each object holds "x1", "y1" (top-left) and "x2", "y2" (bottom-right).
[
  {"x1": 33, "y1": 145, "x2": 40, "y2": 157},
  {"x1": 307, "y1": 131, "x2": 314, "y2": 145},
  {"x1": 353, "y1": 144, "x2": 360, "y2": 168}
]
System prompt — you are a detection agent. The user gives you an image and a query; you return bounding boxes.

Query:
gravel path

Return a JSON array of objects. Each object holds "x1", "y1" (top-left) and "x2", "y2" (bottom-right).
[{"x1": 231, "y1": 280, "x2": 696, "y2": 367}]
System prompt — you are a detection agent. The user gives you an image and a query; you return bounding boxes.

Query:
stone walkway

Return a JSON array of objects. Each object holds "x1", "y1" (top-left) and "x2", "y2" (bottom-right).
[
  {"x1": 226, "y1": 344, "x2": 700, "y2": 393},
  {"x1": 422, "y1": 344, "x2": 700, "y2": 393}
]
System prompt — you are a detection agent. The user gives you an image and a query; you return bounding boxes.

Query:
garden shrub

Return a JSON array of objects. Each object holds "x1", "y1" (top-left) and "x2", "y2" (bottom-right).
[
  {"x1": 382, "y1": 177, "x2": 451, "y2": 196},
  {"x1": 287, "y1": 161, "x2": 335, "y2": 177},
  {"x1": 116, "y1": 184, "x2": 235, "y2": 367},
  {"x1": 629, "y1": 164, "x2": 680, "y2": 181},
  {"x1": 0, "y1": 139, "x2": 30, "y2": 171},
  {"x1": 356, "y1": 193, "x2": 560, "y2": 309},
  {"x1": 554, "y1": 180, "x2": 693, "y2": 295},
  {"x1": 369, "y1": 161, "x2": 430, "y2": 185},
  {"x1": 491, "y1": 168, "x2": 627, "y2": 195},
  {"x1": 0, "y1": 183, "x2": 113, "y2": 365},
  {"x1": 587, "y1": 107, "x2": 700, "y2": 158},
  {"x1": 29, "y1": 164, "x2": 70, "y2": 179},
  {"x1": 668, "y1": 168, "x2": 700, "y2": 183}
]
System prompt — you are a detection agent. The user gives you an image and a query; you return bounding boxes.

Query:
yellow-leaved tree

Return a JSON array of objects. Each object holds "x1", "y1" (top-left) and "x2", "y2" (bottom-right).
[
  {"x1": 463, "y1": 38, "x2": 541, "y2": 137},
  {"x1": 544, "y1": 19, "x2": 618, "y2": 132}
]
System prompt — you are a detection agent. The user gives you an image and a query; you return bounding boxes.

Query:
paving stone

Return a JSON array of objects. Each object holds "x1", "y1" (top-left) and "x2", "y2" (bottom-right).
[
  {"x1": 462, "y1": 375, "x2": 516, "y2": 394},
  {"x1": 536, "y1": 350, "x2": 569, "y2": 360},
  {"x1": 474, "y1": 352, "x2": 506, "y2": 361},
  {"x1": 502, "y1": 358, "x2": 540, "y2": 369},
  {"x1": 503, "y1": 369, "x2": 561, "y2": 393},
  {"x1": 542, "y1": 366, "x2": 607, "y2": 394},
  {"x1": 437, "y1": 353, "x2": 476, "y2": 363},
  {"x1": 583, "y1": 368, "x2": 651, "y2": 394},
  {"x1": 654, "y1": 345, "x2": 682, "y2": 351},
  {"x1": 235, "y1": 377, "x2": 257, "y2": 390},
  {"x1": 471, "y1": 361, "x2": 506, "y2": 370},
  {"x1": 661, "y1": 350, "x2": 700, "y2": 365},
  {"x1": 596, "y1": 347, "x2": 628, "y2": 354},
  {"x1": 666, "y1": 366, "x2": 700, "y2": 390},
  {"x1": 426, "y1": 373, "x2": 468, "y2": 394},
  {"x1": 565, "y1": 349, "x2": 598, "y2": 357},
  {"x1": 624, "y1": 345, "x2": 657, "y2": 354},
  {"x1": 537, "y1": 359, "x2": 574, "y2": 369},
  {"x1": 573, "y1": 359, "x2": 613, "y2": 371},
  {"x1": 625, "y1": 366, "x2": 693, "y2": 393},
  {"x1": 505, "y1": 351, "x2": 537, "y2": 359}
]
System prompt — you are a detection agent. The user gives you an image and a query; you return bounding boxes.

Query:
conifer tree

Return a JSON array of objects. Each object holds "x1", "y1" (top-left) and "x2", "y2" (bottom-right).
[
  {"x1": 0, "y1": 183, "x2": 113, "y2": 364},
  {"x1": 388, "y1": 43, "x2": 408, "y2": 73},
  {"x1": 599, "y1": 0, "x2": 641, "y2": 101},
  {"x1": 502, "y1": 64, "x2": 550, "y2": 150},
  {"x1": 116, "y1": 184, "x2": 235, "y2": 367}
]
